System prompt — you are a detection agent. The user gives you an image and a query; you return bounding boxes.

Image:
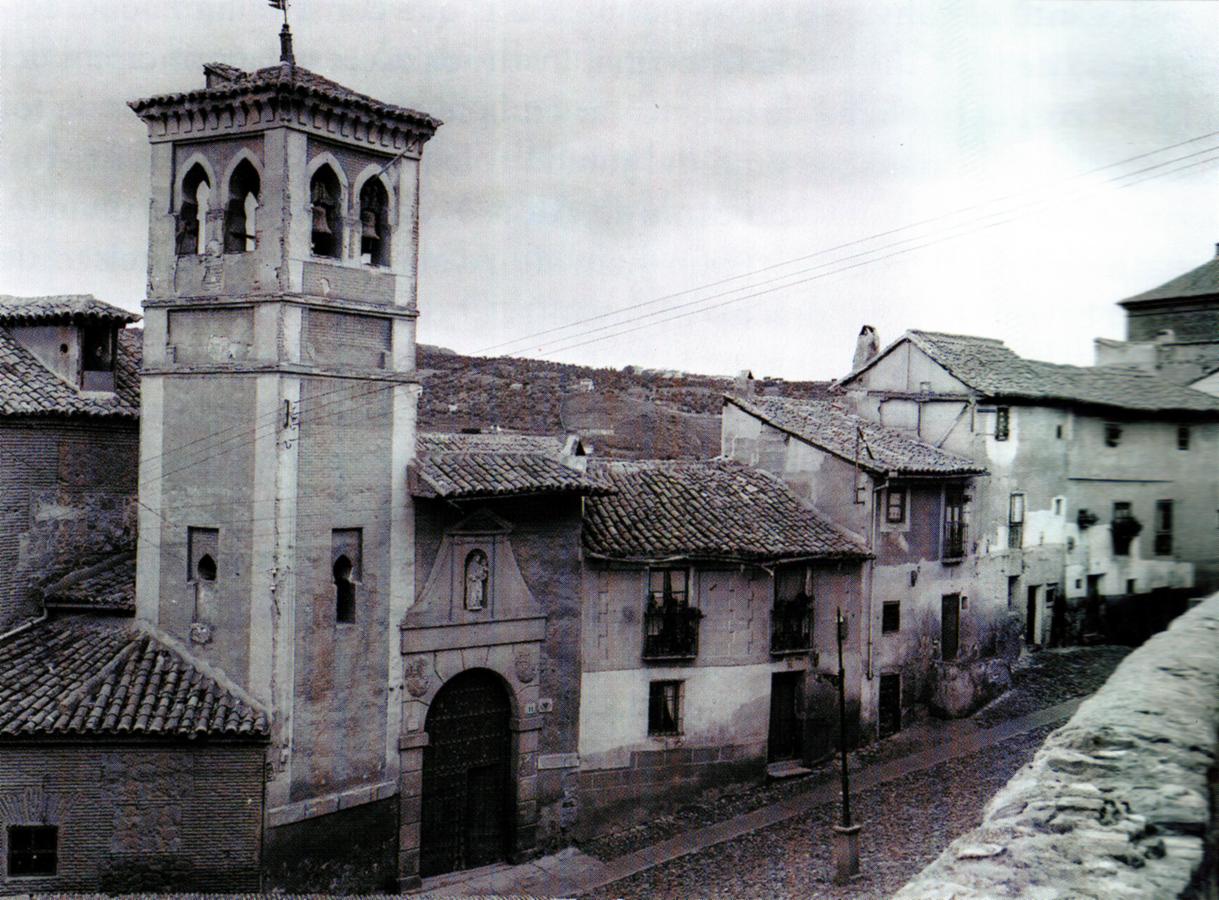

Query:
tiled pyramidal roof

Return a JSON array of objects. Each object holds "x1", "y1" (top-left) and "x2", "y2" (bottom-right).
[
  {"x1": 904, "y1": 331, "x2": 1219, "y2": 414},
  {"x1": 129, "y1": 61, "x2": 442, "y2": 132},
  {"x1": 412, "y1": 432, "x2": 608, "y2": 500},
  {"x1": 1120, "y1": 252, "x2": 1219, "y2": 304},
  {"x1": 0, "y1": 324, "x2": 141, "y2": 418},
  {"x1": 583, "y1": 458, "x2": 869, "y2": 563},
  {"x1": 727, "y1": 395, "x2": 984, "y2": 477},
  {"x1": 0, "y1": 617, "x2": 269, "y2": 740}
]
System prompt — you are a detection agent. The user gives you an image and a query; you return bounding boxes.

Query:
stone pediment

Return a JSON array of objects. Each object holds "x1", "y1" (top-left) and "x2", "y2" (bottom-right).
[{"x1": 403, "y1": 509, "x2": 545, "y2": 652}]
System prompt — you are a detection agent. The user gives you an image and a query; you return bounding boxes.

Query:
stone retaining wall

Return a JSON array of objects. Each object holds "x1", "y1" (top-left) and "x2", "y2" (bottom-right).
[{"x1": 894, "y1": 593, "x2": 1219, "y2": 899}]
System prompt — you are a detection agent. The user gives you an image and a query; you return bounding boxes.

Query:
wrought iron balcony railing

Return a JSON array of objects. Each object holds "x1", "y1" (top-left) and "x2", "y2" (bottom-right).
[
  {"x1": 770, "y1": 602, "x2": 813, "y2": 654},
  {"x1": 942, "y1": 522, "x2": 966, "y2": 561},
  {"x1": 642, "y1": 606, "x2": 701, "y2": 660}
]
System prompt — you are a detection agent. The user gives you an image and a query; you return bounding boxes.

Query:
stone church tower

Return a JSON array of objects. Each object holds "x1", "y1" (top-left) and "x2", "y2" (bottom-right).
[{"x1": 128, "y1": 32, "x2": 440, "y2": 840}]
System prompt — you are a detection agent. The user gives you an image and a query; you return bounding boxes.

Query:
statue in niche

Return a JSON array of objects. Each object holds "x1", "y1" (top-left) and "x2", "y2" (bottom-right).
[{"x1": 464, "y1": 549, "x2": 489, "y2": 611}]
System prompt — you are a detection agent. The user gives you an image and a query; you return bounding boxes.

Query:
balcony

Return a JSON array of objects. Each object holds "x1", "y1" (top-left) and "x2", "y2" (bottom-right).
[
  {"x1": 642, "y1": 604, "x2": 702, "y2": 661},
  {"x1": 771, "y1": 601, "x2": 813, "y2": 655},
  {"x1": 942, "y1": 522, "x2": 966, "y2": 562}
]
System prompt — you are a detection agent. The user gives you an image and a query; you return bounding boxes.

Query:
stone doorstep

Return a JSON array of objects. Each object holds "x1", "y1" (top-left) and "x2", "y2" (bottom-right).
[
  {"x1": 767, "y1": 760, "x2": 813, "y2": 780},
  {"x1": 415, "y1": 860, "x2": 513, "y2": 894}
]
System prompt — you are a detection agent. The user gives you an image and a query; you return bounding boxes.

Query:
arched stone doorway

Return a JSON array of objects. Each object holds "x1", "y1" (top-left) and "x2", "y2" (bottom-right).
[{"x1": 419, "y1": 669, "x2": 514, "y2": 878}]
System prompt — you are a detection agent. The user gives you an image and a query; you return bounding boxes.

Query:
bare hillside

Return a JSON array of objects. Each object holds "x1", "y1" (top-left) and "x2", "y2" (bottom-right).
[{"x1": 417, "y1": 345, "x2": 832, "y2": 459}]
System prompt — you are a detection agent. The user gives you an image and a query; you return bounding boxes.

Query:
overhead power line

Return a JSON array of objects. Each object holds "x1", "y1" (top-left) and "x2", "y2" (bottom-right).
[{"x1": 475, "y1": 128, "x2": 1219, "y2": 357}]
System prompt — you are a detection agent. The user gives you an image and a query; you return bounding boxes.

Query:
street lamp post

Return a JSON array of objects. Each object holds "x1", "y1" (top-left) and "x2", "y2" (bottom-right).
[{"x1": 832, "y1": 606, "x2": 861, "y2": 884}]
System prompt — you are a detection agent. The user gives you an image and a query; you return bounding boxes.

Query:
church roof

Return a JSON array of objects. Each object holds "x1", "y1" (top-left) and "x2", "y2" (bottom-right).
[
  {"x1": 1120, "y1": 252, "x2": 1219, "y2": 305},
  {"x1": 129, "y1": 61, "x2": 442, "y2": 132},
  {"x1": 583, "y1": 459, "x2": 869, "y2": 563},
  {"x1": 411, "y1": 432, "x2": 607, "y2": 500},
  {"x1": 0, "y1": 294, "x2": 140, "y2": 325},
  {"x1": 0, "y1": 326, "x2": 141, "y2": 418},
  {"x1": 0, "y1": 617, "x2": 269, "y2": 741}
]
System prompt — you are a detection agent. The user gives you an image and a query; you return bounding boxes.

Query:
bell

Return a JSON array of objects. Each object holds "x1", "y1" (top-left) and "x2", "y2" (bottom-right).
[
  {"x1": 361, "y1": 209, "x2": 379, "y2": 240},
  {"x1": 311, "y1": 205, "x2": 331, "y2": 235}
]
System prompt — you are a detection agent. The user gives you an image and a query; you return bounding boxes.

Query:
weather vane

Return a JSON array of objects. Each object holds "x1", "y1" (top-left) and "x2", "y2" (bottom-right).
[{"x1": 268, "y1": 0, "x2": 295, "y2": 64}]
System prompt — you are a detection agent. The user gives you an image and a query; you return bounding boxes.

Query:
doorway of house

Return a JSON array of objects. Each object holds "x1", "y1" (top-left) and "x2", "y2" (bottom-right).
[
  {"x1": 768, "y1": 672, "x2": 803, "y2": 763},
  {"x1": 420, "y1": 669, "x2": 513, "y2": 878},
  {"x1": 941, "y1": 594, "x2": 960, "y2": 661},
  {"x1": 1025, "y1": 585, "x2": 1040, "y2": 645},
  {"x1": 878, "y1": 673, "x2": 902, "y2": 738}
]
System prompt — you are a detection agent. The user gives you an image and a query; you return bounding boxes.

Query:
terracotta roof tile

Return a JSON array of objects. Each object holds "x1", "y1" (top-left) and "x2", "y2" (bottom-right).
[
  {"x1": 727, "y1": 395, "x2": 984, "y2": 477},
  {"x1": 583, "y1": 458, "x2": 869, "y2": 562},
  {"x1": 130, "y1": 62, "x2": 442, "y2": 132},
  {"x1": 0, "y1": 294, "x2": 140, "y2": 325},
  {"x1": 0, "y1": 325, "x2": 140, "y2": 418},
  {"x1": 411, "y1": 452, "x2": 610, "y2": 500},
  {"x1": 1121, "y1": 253, "x2": 1219, "y2": 304},
  {"x1": 42, "y1": 552, "x2": 136, "y2": 614},
  {"x1": 0, "y1": 617, "x2": 269, "y2": 740},
  {"x1": 418, "y1": 431, "x2": 571, "y2": 457},
  {"x1": 903, "y1": 331, "x2": 1219, "y2": 414}
]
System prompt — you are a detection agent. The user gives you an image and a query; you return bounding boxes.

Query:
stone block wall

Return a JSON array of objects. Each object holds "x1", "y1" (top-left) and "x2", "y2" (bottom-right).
[
  {"x1": 894, "y1": 593, "x2": 1219, "y2": 899},
  {"x1": 0, "y1": 419, "x2": 138, "y2": 627},
  {"x1": 0, "y1": 742, "x2": 265, "y2": 894}
]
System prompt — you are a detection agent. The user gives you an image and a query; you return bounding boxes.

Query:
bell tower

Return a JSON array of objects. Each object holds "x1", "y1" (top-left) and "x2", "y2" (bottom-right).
[{"x1": 129, "y1": 36, "x2": 440, "y2": 822}]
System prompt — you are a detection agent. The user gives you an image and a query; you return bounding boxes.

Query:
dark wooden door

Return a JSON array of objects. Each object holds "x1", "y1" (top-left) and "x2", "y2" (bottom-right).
[
  {"x1": 420, "y1": 670, "x2": 512, "y2": 878},
  {"x1": 768, "y1": 672, "x2": 803, "y2": 762},
  {"x1": 878, "y1": 673, "x2": 901, "y2": 738},
  {"x1": 1026, "y1": 586, "x2": 1039, "y2": 645},
  {"x1": 941, "y1": 594, "x2": 960, "y2": 661}
]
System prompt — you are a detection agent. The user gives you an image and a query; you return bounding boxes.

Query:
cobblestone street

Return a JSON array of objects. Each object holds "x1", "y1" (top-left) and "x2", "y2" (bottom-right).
[{"x1": 581, "y1": 645, "x2": 1130, "y2": 899}]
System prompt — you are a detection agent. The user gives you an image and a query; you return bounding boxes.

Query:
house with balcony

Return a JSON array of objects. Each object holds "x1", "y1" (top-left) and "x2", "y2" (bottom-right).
[
  {"x1": 837, "y1": 329, "x2": 1219, "y2": 645},
  {"x1": 721, "y1": 393, "x2": 1003, "y2": 726},
  {"x1": 575, "y1": 458, "x2": 869, "y2": 836}
]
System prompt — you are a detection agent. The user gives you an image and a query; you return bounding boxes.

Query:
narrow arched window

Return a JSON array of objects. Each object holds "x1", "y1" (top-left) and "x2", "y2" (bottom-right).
[
  {"x1": 224, "y1": 159, "x2": 260, "y2": 253},
  {"x1": 178, "y1": 164, "x2": 211, "y2": 256},
  {"x1": 358, "y1": 178, "x2": 390, "y2": 267},
  {"x1": 309, "y1": 165, "x2": 342, "y2": 259},
  {"x1": 334, "y1": 555, "x2": 355, "y2": 623},
  {"x1": 196, "y1": 554, "x2": 217, "y2": 582}
]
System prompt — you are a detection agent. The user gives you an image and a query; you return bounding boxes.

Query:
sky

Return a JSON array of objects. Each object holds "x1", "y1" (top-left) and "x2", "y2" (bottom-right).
[{"x1": 1, "y1": 0, "x2": 1216, "y2": 380}]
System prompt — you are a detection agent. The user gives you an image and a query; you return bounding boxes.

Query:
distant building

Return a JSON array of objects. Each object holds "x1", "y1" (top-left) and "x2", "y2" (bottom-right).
[
  {"x1": 838, "y1": 329, "x2": 1219, "y2": 640},
  {"x1": 722, "y1": 395, "x2": 1000, "y2": 725},
  {"x1": 0, "y1": 294, "x2": 141, "y2": 627},
  {"x1": 1095, "y1": 244, "x2": 1219, "y2": 386}
]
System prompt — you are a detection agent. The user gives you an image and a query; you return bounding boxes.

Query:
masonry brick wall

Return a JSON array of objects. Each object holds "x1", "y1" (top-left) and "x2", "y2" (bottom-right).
[
  {"x1": 0, "y1": 418, "x2": 138, "y2": 627},
  {"x1": 0, "y1": 742, "x2": 265, "y2": 894}
]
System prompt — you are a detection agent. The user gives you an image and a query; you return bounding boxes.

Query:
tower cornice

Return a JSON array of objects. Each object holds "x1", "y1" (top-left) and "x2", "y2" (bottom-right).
[{"x1": 129, "y1": 63, "x2": 441, "y2": 155}]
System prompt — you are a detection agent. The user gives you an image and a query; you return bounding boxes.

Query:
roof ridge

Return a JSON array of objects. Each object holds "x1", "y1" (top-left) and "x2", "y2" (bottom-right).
[{"x1": 133, "y1": 620, "x2": 270, "y2": 720}]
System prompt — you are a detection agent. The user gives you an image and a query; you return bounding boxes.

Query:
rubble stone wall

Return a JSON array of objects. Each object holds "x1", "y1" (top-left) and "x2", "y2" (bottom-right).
[{"x1": 894, "y1": 592, "x2": 1219, "y2": 900}]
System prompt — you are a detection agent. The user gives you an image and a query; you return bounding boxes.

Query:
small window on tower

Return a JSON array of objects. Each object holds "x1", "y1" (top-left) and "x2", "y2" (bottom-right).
[
  {"x1": 332, "y1": 528, "x2": 363, "y2": 624},
  {"x1": 1177, "y1": 426, "x2": 1190, "y2": 451},
  {"x1": 1104, "y1": 423, "x2": 1123, "y2": 447},
  {"x1": 187, "y1": 527, "x2": 219, "y2": 582},
  {"x1": 358, "y1": 177, "x2": 390, "y2": 267},
  {"x1": 309, "y1": 165, "x2": 343, "y2": 259}
]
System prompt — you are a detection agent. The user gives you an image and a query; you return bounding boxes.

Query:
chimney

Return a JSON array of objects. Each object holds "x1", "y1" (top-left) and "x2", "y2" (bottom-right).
[
  {"x1": 852, "y1": 325, "x2": 880, "y2": 370},
  {"x1": 280, "y1": 24, "x2": 295, "y2": 65},
  {"x1": 734, "y1": 369, "x2": 756, "y2": 397}
]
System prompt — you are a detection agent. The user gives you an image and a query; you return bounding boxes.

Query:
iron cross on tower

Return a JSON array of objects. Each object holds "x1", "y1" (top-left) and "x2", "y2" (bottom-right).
[{"x1": 269, "y1": 0, "x2": 295, "y2": 64}]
